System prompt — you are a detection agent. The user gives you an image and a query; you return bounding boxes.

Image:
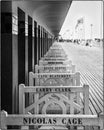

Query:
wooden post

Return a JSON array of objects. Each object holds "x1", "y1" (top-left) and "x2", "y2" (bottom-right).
[
  {"x1": 29, "y1": 72, "x2": 36, "y2": 106},
  {"x1": 70, "y1": 94, "x2": 74, "y2": 114},
  {"x1": 35, "y1": 64, "x2": 38, "y2": 73},
  {"x1": 83, "y1": 84, "x2": 89, "y2": 130},
  {"x1": 1, "y1": 110, "x2": 7, "y2": 129},
  {"x1": 29, "y1": 72, "x2": 34, "y2": 86},
  {"x1": 76, "y1": 72, "x2": 80, "y2": 108},
  {"x1": 35, "y1": 73, "x2": 39, "y2": 86},
  {"x1": 83, "y1": 84, "x2": 89, "y2": 114},
  {"x1": 76, "y1": 72, "x2": 80, "y2": 86},
  {"x1": 34, "y1": 94, "x2": 39, "y2": 114},
  {"x1": 19, "y1": 84, "x2": 25, "y2": 114}
]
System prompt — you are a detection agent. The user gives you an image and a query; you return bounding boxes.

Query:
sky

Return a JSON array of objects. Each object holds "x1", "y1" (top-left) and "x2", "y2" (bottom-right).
[{"x1": 59, "y1": 1, "x2": 103, "y2": 39}]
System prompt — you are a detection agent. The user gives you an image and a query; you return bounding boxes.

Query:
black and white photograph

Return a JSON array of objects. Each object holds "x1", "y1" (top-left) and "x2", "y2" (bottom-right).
[{"x1": 0, "y1": 0, "x2": 104, "y2": 129}]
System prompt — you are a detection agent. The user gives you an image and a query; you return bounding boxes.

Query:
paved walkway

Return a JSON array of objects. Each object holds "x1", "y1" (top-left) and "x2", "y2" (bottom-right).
[{"x1": 61, "y1": 42, "x2": 103, "y2": 115}]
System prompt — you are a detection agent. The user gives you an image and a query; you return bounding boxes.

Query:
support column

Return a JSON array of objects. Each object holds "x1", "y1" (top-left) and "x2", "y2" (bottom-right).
[
  {"x1": 40, "y1": 26, "x2": 42, "y2": 59},
  {"x1": 49, "y1": 34, "x2": 52, "y2": 48},
  {"x1": 18, "y1": 8, "x2": 25, "y2": 84},
  {"x1": 37, "y1": 25, "x2": 38, "y2": 64},
  {"x1": 41, "y1": 26, "x2": 43, "y2": 58},
  {"x1": 43, "y1": 28, "x2": 45, "y2": 56},
  {"x1": 34, "y1": 21, "x2": 37, "y2": 66},
  {"x1": 18, "y1": 8, "x2": 26, "y2": 116},
  {"x1": 1, "y1": 1, "x2": 13, "y2": 114},
  {"x1": 38, "y1": 25, "x2": 40, "y2": 62},
  {"x1": 48, "y1": 33, "x2": 49, "y2": 50},
  {"x1": 12, "y1": 7, "x2": 18, "y2": 114},
  {"x1": 25, "y1": 15, "x2": 28, "y2": 86},
  {"x1": 28, "y1": 15, "x2": 32, "y2": 73},
  {"x1": 41, "y1": 27, "x2": 43, "y2": 57},
  {"x1": 45, "y1": 29, "x2": 47, "y2": 54},
  {"x1": 46, "y1": 31, "x2": 48, "y2": 52},
  {"x1": 32, "y1": 21, "x2": 34, "y2": 72}
]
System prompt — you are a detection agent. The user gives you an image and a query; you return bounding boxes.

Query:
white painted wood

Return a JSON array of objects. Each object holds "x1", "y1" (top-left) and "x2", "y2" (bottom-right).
[
  {"x1": 19, "y1": 84, "x2": 25, "y2": 114},
  {"x1": 39, "y1": 126, "x2": 68, "y2": 129},
  {"x1": 70, "y1": 93, "x2": 74, "y2": 114},
  {"x1": 42, "y1": 99, "x2": 66, "y2": 114},
  {"x1": 22, "y1": 85, "x2": 84, "y2": 93},
  {"x1": 29, "y1": 72, "x2": 34, "y2": 86},
  {"x1": 1, "y1": 110, "x2": 7, "y2": 129},
  {"x1": 83, "y1": 84, "x2": 89, "y2": 114},
  {"x1": 20, "y1": 85, "x2": 86, "y2": 115},
  {"x1": 1, "y1": 111, "x2": 104, "y2": 128},
  {"x1": 29, "y1": 72, "x2": 80, "y2": 86},
  {"x1": 76, "y1": 72, "x2": 81, "y2": 110},
  {"x1": 39, "y1": 59, "x2": 72, "y2": 66},
  {"x1": 21, "y1": 126, "x2": 29, "y2": 130},
  {"x1": 41, "y1": 57, "x2": 68, "y2": 60},
  {"x1": 34, "y1": 93, "x2": 39, "y2": 114},
  {"x1": 35, "y1": 64, "x2": 75, "y2": 73}
]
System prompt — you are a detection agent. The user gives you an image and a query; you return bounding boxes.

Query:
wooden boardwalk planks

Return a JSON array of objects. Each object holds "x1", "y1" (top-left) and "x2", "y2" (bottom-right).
[{"x1": 62, "y1": 43, "x2": 103, "y2": 115}]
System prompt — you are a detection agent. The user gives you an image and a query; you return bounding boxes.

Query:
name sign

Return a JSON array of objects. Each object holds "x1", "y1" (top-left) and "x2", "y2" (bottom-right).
[
  {"x1": 1, "y1": 111, "x2": 103, "y2": 128},
  {"x1": 36, "y1": 87, "x2": 71, "y2": 93},
  {"x1": 23, "y1": 117, "x2": 82, "y2": 126}
]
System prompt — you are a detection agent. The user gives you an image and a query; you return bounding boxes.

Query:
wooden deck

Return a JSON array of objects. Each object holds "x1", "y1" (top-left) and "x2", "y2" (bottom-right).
[{"x1": 61, "y1": 42, "x2": 103, "y2": 115}]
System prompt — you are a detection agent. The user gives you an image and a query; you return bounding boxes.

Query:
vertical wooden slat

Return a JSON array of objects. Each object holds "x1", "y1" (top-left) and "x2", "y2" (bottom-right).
[
  {"x1": 83, "y1": 84, "x2": 89, "y2": 114},
  {"x1": 1, "y1": 111, "x2": 7, "y2": 129},
  {"x1": 76, "y1": 72, "x2": 81, "y2": 107},
  {"x1": 19, "y1": 84, "x2": 25, "y2": 114},
  {"x1": 70, "y1": 94, "x2": 74, "y2": 114},
  {"x1": 29, "y1": 72, "x2": 34, "y2": 86}
]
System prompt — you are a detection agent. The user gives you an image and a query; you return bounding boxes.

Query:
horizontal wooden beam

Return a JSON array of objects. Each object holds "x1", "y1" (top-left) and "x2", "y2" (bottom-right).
[
  {"x1": 19, "y1": 84, "x2": 86, "y2": 93},
  {"x1": 1, "y1": 111, "x2": 104, "y2": 128}
]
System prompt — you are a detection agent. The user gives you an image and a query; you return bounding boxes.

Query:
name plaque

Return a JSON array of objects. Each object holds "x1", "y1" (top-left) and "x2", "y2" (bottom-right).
[
  {"x1": 36, "y1": 87, "x2": 71, "y2": 93},
  {"x1": 23, "y1": 117, "x2": 82, "y2": 126}
]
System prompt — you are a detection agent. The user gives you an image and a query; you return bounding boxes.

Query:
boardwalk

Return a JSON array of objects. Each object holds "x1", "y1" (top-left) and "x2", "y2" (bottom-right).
[{"x1": 61, "y1": 42, "x2": 103, "y2": 115}]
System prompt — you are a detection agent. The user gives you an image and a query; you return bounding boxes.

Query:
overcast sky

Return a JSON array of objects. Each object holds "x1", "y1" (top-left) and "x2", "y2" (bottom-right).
[{"x1": 59, "y1": 1, "x2": 103, "y2": 39}]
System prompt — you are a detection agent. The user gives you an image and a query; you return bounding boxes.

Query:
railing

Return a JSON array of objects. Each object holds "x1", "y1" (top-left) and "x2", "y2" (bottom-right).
[
  {"x1": 39, "y1": 59, "x2": 72, "y2": 66},
  {"x1": 35, "y1": 64, "x2": 75, "y2": 73},
  {"x1": 19, "y1": 84, "x2": 89, "y2": 114},
  {"x1": 41, "y1": 57, "x2": 68, "y2": 61},
  {"x1": 29, "y1": 71, "x2": 80, "y2": 86}
]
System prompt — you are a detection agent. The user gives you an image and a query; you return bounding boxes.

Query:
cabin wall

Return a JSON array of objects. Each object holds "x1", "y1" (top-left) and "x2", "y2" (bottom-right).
[{"x1": 1, "y1": 1, "x2": 53, "y2": 114}]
